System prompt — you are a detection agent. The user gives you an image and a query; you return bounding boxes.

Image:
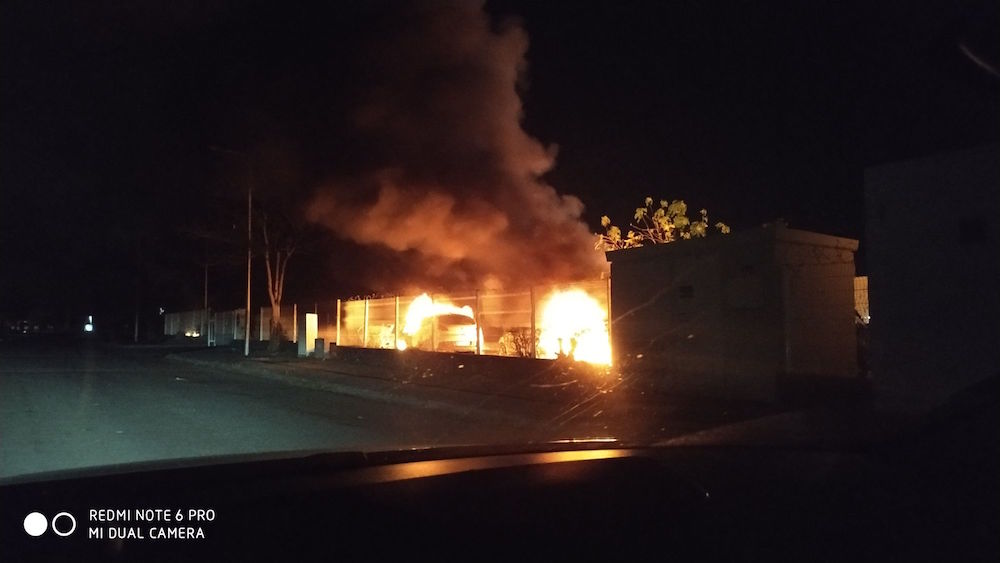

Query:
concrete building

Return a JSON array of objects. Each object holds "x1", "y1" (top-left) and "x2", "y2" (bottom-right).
[
  {"x1": 606, "y1": 222, "x2": 859, "y2": 402},
  {"x1": 865, "y1": 145, "x2": 999, "y2": 411}
]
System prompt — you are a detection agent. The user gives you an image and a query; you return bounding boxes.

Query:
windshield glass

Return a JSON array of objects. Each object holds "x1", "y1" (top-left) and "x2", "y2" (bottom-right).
[{"x1": 2, "y1": 0, "x2": 997, "y2": 484}]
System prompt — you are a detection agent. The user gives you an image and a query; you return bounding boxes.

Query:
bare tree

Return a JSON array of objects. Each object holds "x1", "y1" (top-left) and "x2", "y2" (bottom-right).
[{"x1": 258, "y1": 205, "x2": 298, "y2": 350}]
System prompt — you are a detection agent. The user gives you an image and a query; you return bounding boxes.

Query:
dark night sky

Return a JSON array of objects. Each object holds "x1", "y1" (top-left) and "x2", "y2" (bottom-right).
[{"x1": 2, "y1": 0, "x2": 998, "y2": 328}]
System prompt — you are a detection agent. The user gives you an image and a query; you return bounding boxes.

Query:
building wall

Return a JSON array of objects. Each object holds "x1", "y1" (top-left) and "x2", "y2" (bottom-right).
[
  {"x1": 777, "y1": 240, "x2": 858, "y2": 378},
  {"x1": 608, "y1": 223, "x2": 858, "y2": 401},
  {"x1": 866, "y1": 145, "x2": 1000, "y2": 411}
]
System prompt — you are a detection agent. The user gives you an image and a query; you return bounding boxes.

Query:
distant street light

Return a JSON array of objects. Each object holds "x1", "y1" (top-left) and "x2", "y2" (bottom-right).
[{"x1": 209, "y1": 145, "x2": 253, "y2": 357}]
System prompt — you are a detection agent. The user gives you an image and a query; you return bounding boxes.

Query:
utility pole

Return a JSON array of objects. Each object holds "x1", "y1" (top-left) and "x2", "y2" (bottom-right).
[
  {"x1": 134, "y1": 236, "x2": 142, "y2": 344},
  {"x1": 203, "y1": 261, "x2": 209, "y2": 343},
  {"x1": 245, "y1": 162, "x2": 252, "y2": 357},
  {"x1": 209, "y1": 145, "x2": 253, "y2": 357}
]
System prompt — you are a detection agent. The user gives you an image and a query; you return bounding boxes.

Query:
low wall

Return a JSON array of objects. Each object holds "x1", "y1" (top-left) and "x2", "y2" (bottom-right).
[{"x1": 326, "y1": 345, "x2": 608, "y2": 404}]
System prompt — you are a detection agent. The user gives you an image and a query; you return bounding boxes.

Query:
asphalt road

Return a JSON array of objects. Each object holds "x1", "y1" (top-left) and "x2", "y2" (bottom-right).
[{"x1": 0, "y1": 339, "x2": 540, "y2": 479}]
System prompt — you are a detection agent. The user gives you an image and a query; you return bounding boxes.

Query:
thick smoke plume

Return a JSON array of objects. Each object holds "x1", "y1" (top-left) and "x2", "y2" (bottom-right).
[{"x1": 307, "y1": 0, "x2": 606, "y2": 290}]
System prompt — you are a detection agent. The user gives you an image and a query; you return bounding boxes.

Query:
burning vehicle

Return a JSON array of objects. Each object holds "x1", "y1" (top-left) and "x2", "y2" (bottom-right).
[{"x1": 397, "y1": 293, "x2": 482, "y2": 353}]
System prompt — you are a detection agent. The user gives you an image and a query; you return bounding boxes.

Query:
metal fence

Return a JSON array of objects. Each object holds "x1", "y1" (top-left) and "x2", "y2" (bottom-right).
[
  {"x1": 333, "y1": 279, "x2": 611, "y2": 360},
  {"x1": 163, "y1": 309, "x2": 209, "y2": 337},
  {"x1": 259, "y1": 306, "x2": 297, "y2": 342},
  {"x1": 161, "y1": 279, "x2": 611, "y2": 361},
  {"x1": 163, "y1": 308, "x2": 239, "y2": 346}
]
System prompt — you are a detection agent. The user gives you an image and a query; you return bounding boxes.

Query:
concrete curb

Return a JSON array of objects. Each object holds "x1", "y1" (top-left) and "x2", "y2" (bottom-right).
[{"x1": 165, "y1": 353, "x2": 539, "y2": 426}]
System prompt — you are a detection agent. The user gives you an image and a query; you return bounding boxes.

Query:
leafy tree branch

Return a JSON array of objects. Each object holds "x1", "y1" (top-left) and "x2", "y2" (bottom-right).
[{"x1": 596, "y1": 197, "x2": 730, "y2": 251}]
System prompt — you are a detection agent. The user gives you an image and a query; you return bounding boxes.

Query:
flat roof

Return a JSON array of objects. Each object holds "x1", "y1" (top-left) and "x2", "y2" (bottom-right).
[{"x1": 605, "y1": 221, "x2": 858, "y2": 263}]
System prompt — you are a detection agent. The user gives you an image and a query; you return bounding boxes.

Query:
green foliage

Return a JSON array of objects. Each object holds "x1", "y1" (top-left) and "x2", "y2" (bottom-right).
[{"x1": 596, "y1": 197, "x2": 730, "y2": 251}]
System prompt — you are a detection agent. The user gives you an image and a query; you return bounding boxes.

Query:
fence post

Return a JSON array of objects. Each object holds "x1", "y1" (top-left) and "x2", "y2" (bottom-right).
[
  {"x1": 293, "y1": 303, "x2": 298, "y2": 343},
  {"x1": 475, "y1": 290, "x2": 482, "y2": 355},
  {"x1": 394, "y1": 296, "x2": 400, "y2": 350},
  {"x1": 362, "y1": 298, "x2": 370, "y2": 348},
  {"x1": 529, "y1": 287, "x2": 536, "y2": 359},
  {"x1": 335, "y1": 299, "x2": 341, "y2": 346}
]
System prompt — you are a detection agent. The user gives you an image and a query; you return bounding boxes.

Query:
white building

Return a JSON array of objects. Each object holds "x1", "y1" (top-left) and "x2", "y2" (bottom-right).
[{"x1": 865, "y1": 145, "x2": 999, "y2": 411}]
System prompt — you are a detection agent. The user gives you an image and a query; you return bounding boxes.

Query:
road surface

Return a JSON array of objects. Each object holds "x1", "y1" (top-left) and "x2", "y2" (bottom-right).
[{"x1": 0, "y1": 340, "x2": 542, "y2": 479}]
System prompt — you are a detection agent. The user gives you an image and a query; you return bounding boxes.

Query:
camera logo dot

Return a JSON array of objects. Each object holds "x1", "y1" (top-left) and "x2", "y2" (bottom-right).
[
  {"x1": 52, "y1": 512, "x2": 77, "y2": 536},
  {"x1": 23, "y1": 512, "x2": 47, "y2": 537},
  {"x1": 23, "y1": 511, "x2": 76, "y2": 537}
]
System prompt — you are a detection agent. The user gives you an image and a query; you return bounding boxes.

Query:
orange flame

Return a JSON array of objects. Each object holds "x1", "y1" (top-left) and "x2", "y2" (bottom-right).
[
  {"x1": 397, "y1": 293, "x2": 476, "y2": 351},
  {"x1": 537, "y1": 289, "x2": 612, "y2": 365},
  {"x1": 402, "y1": 293, "x2": 473, "y2": 335},
  {"x1": 395, "y1": 289, "x2": 610, "y2": 364}
]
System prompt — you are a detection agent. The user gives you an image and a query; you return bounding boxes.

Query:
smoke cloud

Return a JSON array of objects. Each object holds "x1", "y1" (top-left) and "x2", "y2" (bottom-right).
[{"x1": 307, "y1": 0, "x2": 606, "y2": 290}]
